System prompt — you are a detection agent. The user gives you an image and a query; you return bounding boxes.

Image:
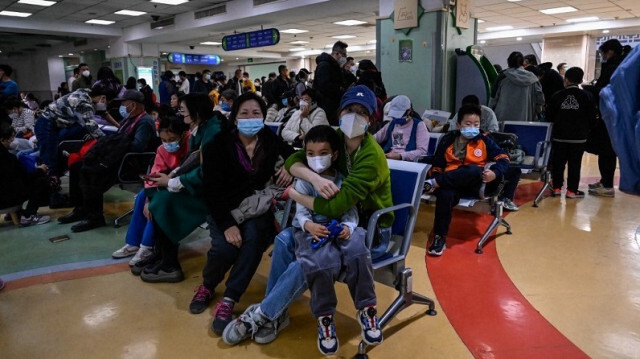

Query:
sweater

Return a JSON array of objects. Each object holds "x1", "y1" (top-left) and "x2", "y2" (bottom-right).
[
  {"x1": 285, "y1": 130, "x2": 394, "y2": 228},
  {"x1": 281, "y1": 105, "x2": 329, "y2": 143}
]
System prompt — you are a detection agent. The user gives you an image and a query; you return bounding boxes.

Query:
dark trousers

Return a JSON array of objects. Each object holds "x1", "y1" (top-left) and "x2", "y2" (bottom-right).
[
  {"x1": 500, "y1": 166, "x2": 522, "y2": 201},
  {"x1": 551, "y1": 141, "x2": 585, "y2": 192},
  {"x1": 432, "y1": 165, "x2": 500, "y2": 236},
  {"x1": 153, "y1": 220, "x2": 180, "y2": 269},
  {"x1": 68, "y1": 160, "x2": 116, "y2": 219},
  {"x1": 23, "y1": 175, "x2": 51, "y2": 217},
  {"x1": 598, "y1": 154, "x2": 617, "y2": 188},
  {"x1": 202, "y1": 213, "x2": 275, "y2": 302}
]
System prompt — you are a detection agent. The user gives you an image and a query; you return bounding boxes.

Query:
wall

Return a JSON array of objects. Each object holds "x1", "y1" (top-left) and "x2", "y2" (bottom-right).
[
  {"x1": 542, "y1": 35, "x2": 588, "y2": 76},
  {"x1": 442, "y1": 12, "x2": 476, "y2": 112},
  {"x1": 482, "y1": 43, "x2": 541, "y2": 69},
  {"x1": 4, "y1": 52, "x2": 59, "y2": 101}
]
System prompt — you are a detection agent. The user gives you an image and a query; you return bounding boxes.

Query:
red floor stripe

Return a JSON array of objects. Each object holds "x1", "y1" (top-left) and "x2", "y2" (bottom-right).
[{"x1": 426, "y1": 183, "x2": 589, "y2": 359}]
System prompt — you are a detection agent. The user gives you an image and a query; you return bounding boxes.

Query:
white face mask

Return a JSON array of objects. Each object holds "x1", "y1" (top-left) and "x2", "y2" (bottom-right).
[
  {"x1": 350, "y1": 65, "x2": 357, "y2": 73},
  {"x1": 339, "y1": 112, "x2": 368, "y2": 138},
  {"x1": 82, "y1": 70, "x2": 90, "y2": 77},
  {"x1": 307, "y1": 154, "x2": 332, "y2": 174}
]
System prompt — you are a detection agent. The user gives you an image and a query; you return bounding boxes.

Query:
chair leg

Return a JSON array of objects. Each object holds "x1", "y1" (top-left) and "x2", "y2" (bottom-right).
[
  {"x1": 533, "y1": 171, "x2": 551, "y2": 207},
  {"x1": 501, "y1": 218, "x2": 512, "y2": 235},
  {"x1": 475, "y1": 216, "x2": 501, "y2": 254},
  {"x1": 113, "y1": 208, "x2": 133, "y2": 228}
]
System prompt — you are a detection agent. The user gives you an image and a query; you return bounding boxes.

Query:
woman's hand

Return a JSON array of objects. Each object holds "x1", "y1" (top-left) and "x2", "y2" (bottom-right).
[
  {"x1": 300, "y1": 105, "x2": 310, "y2": 118},
  {"x1": 311, "y1": 176, "x2": 340, "y2": 199},
  {"x1": 143, "y1": 201, "x2": 152, "y2": 220},
  {"x1": 304, "y1": 221, "x2": 330, "y2": 241},
  {"x1": 385, "y1": 152, "x2": 402, "y2": 160},
  {"x1": 275, "y1": 167, "x2": 293, "y2": 187},
  {"x1": 224, "y1": 226, "x2": 243, "y2": 248},
  {"x1": 482, "y1": 169, "x2": 497, "y2": 183},
  {"x1": 148, "y1": 172, "x2": 170, "y2": 187}
]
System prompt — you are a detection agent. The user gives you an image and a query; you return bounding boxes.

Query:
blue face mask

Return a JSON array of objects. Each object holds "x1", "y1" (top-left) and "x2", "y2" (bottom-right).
[
  {"x1": 392, "y1": 117, "x2": 408, "y2": 125},
  {"x1": 163, "y1": 141, "x2": 180, "y2": 153},
  {"x1": 460, "y1": 126, "x2": 480, "y2": 139},
  {"x1": 281, "y1": 98, "x2": 288, "y2": 107},
  {"x1": 221, "y1": 102, "x2": 231, "y2": 112},
  {"x1": 119, "y1": 105, "x2": 130, "y2": 119},
  {"x1": 237, "y1": 118, "x2": 264, "y2": 137}
]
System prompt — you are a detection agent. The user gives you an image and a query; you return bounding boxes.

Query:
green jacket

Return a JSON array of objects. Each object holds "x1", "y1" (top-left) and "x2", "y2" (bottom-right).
[
  {"x1": 285, "y1": 130, "x2": 394, "y2": 228},
  {"x1": 149, "y1": 115, "x2": 222, "y2": 242}
]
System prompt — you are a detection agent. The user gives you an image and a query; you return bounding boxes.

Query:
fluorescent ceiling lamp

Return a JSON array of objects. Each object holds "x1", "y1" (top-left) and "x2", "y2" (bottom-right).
[
  {"x1": 334, "y1": 20, "x2": 367, "y2": 26},
  {"x1": 115, "y1": 10, "x2": 147, "y2": 16},
  {"x1": 18, "y1": 0, "x2": 56, "y2": 6},
  {"x1": 68, "y1": 53, "x2": 74, "y2": 55},
  {"x1": 280, "y1": 29, "x2": 308, "y2": 34},
  {"x1": 516, "y1": 37, "x2": 522, "y2": 41},
  {"x1": 200, "y1": 41, "x2": 221, "y2": 45},
  {"x1": 602, "y1": 29, "x2": 610, "y2": 33},
  {"x1": 0, "y1": 10, "x2": 32, "y2": 17},
  {"x1": 289, "y1": 47, "x2": 307, "y2": 51},
  {"x1": 540, "y1": 6, "x2": 577, "y2": 15},
  {"x1": 86, "y1": 19, "x2": 115, "y2": 25},
  {"x1": 150, "y1": 0, "x2": 189, "y2": 5},
  {"x1": 485, "y1": 25, "x2": 513, "y2": 31},
  {"x1": 332, "y1": 35, "x2": 356, "y2": 39},
  {"x1": 477, "y1": 19, "x2": 485, "y2": 23},
  {"x1": 368, "y1": 39, "x2": 377, "y2": 44},
  {"x1": 507, "y1": 0, "x2": 521, "y2": 2},
  {"x1": 290, "y1": 40, "x2": 309, "y2": 44},
  {"x1": 480, "y1": 40, "x2": 486, "y2": 44},
  {"x1": 566, "y1": 16, "x2": 599, "y2": 23}
]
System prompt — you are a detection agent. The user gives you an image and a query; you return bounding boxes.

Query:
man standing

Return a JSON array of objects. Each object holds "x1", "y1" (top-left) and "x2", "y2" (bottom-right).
[
  {"x1": 72, "y1": 63, "x2": 92, "y2": 90},
  {"x1": 262, "y1": 72, "x2": 277, "y2": 104},
  {"x1": 137, "y1": 78, "x2": 155, "y2": 111},
  {"x1": 0, "y1": 64, "x2": 19, "y2": 103},
  {"x1": 194, "y1": 69, "x2": 214, "y2": 94},
  {"x1": 271, "y1": 65, "x2": 291, "y2": 102},
  {"x1": 314, "y1": 41, "x2": 349, "y2": 125},
  {"x1": 158, "y1": 70, "x2": 175, "y2": 106},
  {"x1": 226, "y1": 69, "x2": 244, "y2": 95},
  {"x1": 68, "y1": 67, "x2": 79, "y2": 92},
  {"x1": 178, "y1": 71, "x2": 190, "y2": 95}
]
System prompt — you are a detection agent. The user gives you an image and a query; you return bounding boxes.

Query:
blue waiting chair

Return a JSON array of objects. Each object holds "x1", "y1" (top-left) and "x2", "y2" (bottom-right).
[
  {"x1": 501, "y1": 121, "x2": 553, "y2": 207},
  {"x1": 264, "y1": 122, "x2": 284, "y2": 136}
]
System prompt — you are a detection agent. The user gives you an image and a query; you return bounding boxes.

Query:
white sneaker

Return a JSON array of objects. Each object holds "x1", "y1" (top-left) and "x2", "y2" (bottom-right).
[
  {"x1": 112, "y1": 244, "x2": 139, "y2": 259},
  {"x1": 129, "y1": 246, "x2": 153, "y2": 266},
  {"x1": 20, "y1": 215, "x2": 50, "y2": 226}
]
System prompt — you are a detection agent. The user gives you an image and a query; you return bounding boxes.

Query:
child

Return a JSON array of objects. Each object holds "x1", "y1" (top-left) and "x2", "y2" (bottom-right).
[
  {"x1": 111, "y1": 115, "x2": 190, "y2": 266},
  {"x1": 291, "y1": 125, "x2": 382, "y2": 354},
  {"x1": 425, "y1": 105, "x2": 510, "y2": 256},
  {"x1": 546, "y1": 67, "x2": 597, "y2": 198}
]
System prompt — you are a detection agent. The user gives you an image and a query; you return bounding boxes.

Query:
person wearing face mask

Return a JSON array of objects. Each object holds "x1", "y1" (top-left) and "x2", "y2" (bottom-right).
[
  {"x1": 72, "y1": 63, "x2": 93, "y2": 90},
  {"x1": 424, "y1": 105, "x2": 510, "y2": 256},
  {"x1": 214, "y1": 88, "x2": 237, "y2": 120},
  {"x1": 314, "y1": 41, "x2": 349, "y2": 126},
  {"x1": 343, "y1": 56, "x2": 357, "y2": 88},
  {"x1": 281, "y1": 88, "x2": 328, "y2": 146},
  {"x1": 5, "y1": 96, "x2": 35, "y2": 138},
  {"x1": 135, "y1": 93, "x2": 224, "y2": 282},
  {"x1": 374, "y1": 95, "x2": 429, "y2": 162},
  {"x1": 137, "y1": 78, "x2": 155, "y2": 112},
  {"x1": 222, "y1": 85, "x2": 393, "y2": 346},
  {"x1": 187, "y1": 92, "x2": 293, "y2": 335},
  {"x1": 194, "y1": 69, "x2": 214, "y2": 95},
  {"x1": 293, "y1": 68, "x2": 310, "y2": 100},
  {"x1": 112, "y1": 115, "x2": 190, "y2": 266}
]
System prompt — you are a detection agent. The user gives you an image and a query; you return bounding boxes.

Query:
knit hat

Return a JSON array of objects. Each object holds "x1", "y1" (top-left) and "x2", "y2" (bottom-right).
[
  {"x1": 340, "y1": 85, "x2": 377, "y2": 115},
  {"x1": 387, "y1": 95, "x2": 411, "y2": 118}
]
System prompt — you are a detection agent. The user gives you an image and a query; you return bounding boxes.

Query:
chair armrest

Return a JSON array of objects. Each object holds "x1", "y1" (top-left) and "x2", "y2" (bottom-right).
[
  {"x1": 533, "y1": 140, "x2": 550, "y2": 170},
  {"x1": 365, "y1": 203, "x2": 414, "y2": 248},
  {"x1": 117, "y1": 152, "x2": 156, "y2": 183}
]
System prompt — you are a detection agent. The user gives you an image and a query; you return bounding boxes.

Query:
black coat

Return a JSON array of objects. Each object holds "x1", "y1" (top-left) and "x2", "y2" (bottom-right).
[
  {"x1": 0, "y1": 145, "x2": 33, "y2": 208},
  {"x1": 314, "y1": 53, "x2": 346, "y2": 125},
  {"x1": 546, "y1": 86, "x2": 597, "y2": 142}
]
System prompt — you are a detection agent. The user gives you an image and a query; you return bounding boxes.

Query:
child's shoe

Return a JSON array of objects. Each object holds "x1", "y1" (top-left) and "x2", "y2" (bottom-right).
[
  {"x1": 566, "y1": 190, "x2": 585, "y2": 199},
  {"x1": 551, "y1": 188, "x2": 562, "y2": 197},
  {"x1": 317, "y1": 314, "x2": 338, "y2": 355},
  {"x1": 20, "y1": 214, "x2": 50, "y2": 227},
  {"x1": 222, "y1": 304, "x2": 266, "y2": 346},
  {"x1": 427, "y1": 235, "x2": 446, "y2": 256},
  {"x1": 357, "y1": 305, "x2": 383, "y2": 345},
  {"x1": 112, "y1": 244, "x2": 139, "y2": 259},
  {"x1": 129, "y1": 246, "x2": 153, "y2": 266},
  {"x1": 212, "y1": 298, "x2": 235, "y2": 335}
]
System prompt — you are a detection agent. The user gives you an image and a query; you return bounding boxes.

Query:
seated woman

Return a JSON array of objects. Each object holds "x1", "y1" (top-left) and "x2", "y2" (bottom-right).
[
  {"x1": 111, "y1": 115, "x2": 190, "y2": 266},
  {"x1": 214, "y1": 89, "x2": 237, "y2": 119},
  {"x1": 6, "y1": 96, "x2": 35, "y2": 138},
  {"x1": 373, "y1": 95, "x2": 429, "y2": 162},
  {"x1": 0, "y1": 122, "x2": 51, "y2": 226},
  {"x1": 135, "y1": 93, "x2": 224, "y2": 282},
  {"x1": 281, "y1": 88, "x2": 328, "y2": 147},
  {"x1": 221, "y1": 85, "x2": 394, "y2": 346},
  {"x1": 191, "y1": 92, "x2": 294, "y2": 336}
]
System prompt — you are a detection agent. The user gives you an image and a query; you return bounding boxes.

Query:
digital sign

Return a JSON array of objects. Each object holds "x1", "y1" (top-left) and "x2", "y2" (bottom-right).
[
  {"x1": 167, "y1": 53, "x2": 221, "y2": 65},
  {"x1": 222, "y1": 28, "x2": 280, "y2": 51}
]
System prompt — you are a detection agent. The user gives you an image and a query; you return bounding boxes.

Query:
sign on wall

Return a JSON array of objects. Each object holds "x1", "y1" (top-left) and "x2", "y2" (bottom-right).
[
  {"x1": 455, "y1": 0, "x2": 470, "y2": 29},
  {"x1": 394, "y1": 0, "x2": 419, "y2": 30},
  {"x1": 222, "y1": 28, "x2": 280, "y2": 51},
  {"x1": 167, "y1": 53, "x2": 221, "y2": 65}
]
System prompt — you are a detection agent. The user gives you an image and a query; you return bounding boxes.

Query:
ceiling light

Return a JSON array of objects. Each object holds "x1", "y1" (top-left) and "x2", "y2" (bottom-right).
[
  {"x1": 368, "y1": 40, "x2": 377, "y2": 44},
  {"x1": 332, "y1": 35, "x2": 356, "y2": 39},
  {"x1": 507, "y1": 0, "x2": 521, "y2": 2},
  {"x1": 540, "y1": 6, "x2": 577, "y2": 15},
  {"x1": 86, "y1": 19, "x2": 115, "y2": 25},
  {"x1": 480, "y1": 40, "x2": 486, "y2": 44},
  {"x1": 68, "y1": 53, "x2": 73, "y2": 56},
  {"x1": 235, "y1": 57, "x2": 239, "y2": 60},
  {"x1": 280, "y1": 29, "x2": 308, "y2": 34},
  {"x1": 485, "y1": 25, "x2": 513, "y2": 31},
  {"x1": 477, "y1": 19, "x2": 485, "y2": 23},
  {"x1": 602, "y1": 29, "x2": 610, "y2": 33},
  {"x1": 334, "y1": 20, "x2": 367, "y2": 26},
  {"x1": 516, "y1": 37, "x2": 522, "y2": 41},
  {"x1": 58, "y1": 55, "x2": 63, "y2": 57},
  {"x1": 290, "y1": 40, "x2": 309, "y2": 44},
  {"x1": 18, "y1": 0, "x2": 56, "y2": 6},
  {"x1": 566, "y1": 16, "x2": 599, "y2": 23},
  {"x1": 200, "y1": 41, "x2": 221, "y2": 45},
  {"x1": 150, "y1": 0, "x2": 189, "y2": 5},
  {"x1": 289, "y1": 47, "x2": 307, "y2": 52},
  {"x1": 220, "y1": 58, "x2": 224, "y2": 62},
  {"x1": 115, "y1": 10, "x2": 147, "y2": 16},
  {"x1": 0, "y1": 10, "x2": 32, "y2": 17}
]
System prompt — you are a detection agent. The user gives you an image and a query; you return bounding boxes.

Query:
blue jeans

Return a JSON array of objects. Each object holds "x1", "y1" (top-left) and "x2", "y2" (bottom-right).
[
  {"x1": 261, "y1": 227, "x2": 308, "y2": 321},
  {"x1": 34, "y1": 116, "x2": 86, "y2": 176},
  {"x1": 124, "y1": 190, "x2": 155, "y2": 248}
]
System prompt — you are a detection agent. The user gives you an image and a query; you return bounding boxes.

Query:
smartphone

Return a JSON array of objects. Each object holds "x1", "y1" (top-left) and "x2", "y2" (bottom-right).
[{"x1": 49, "y1": 234, "x2": 70, "y2": 243}]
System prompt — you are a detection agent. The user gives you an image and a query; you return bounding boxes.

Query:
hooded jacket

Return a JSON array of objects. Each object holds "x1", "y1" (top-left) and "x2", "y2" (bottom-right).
[{"x1": 490, "y1": 67, "x2": 544, "y2": 122}]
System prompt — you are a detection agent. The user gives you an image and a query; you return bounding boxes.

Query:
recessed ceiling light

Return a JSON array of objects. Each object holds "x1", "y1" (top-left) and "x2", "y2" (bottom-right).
[
  {"x1": 539, "y1": 7, "x2": 577, "y2": 15},
  {"x1": 289, "y1": 47, "x2": 306, "y2": 52},
  {"x1": 290, "y1": 40, "x2": 309, "y2": 44},
  {"x1": 58, "y1": 55, "x2": 63, "y2": 57},
  {"x1": 516, "y1": 37, "x2": 522, "y2": 41},
  {"x1": 68, "y1": 53, "x2": 73, "y2": 55},
  {"x1": 334, "y1": 20, "x2": 367, "y2": 26},
  {"x1": 0, "y1": 10, "x2": 32, "y2": 17},
  {"x1": 150, "y1": 0, "x2": 189, "y2": 5},
  {"x1": 480, "y1": 40, "x2": 486, "y2": 44},
  {"x1": 507, "y1": 0, "x2": 521, "y2": 2},
  {"x1": 566, "y1": 16, "x2": 599, "y2": 23},
  {"x1": 477, "y1": 19, "x2": 485, "y2": 23},
  {"x1": 332, "y1": 35, "x2": 356, "y2": 39},
  {"x1": 18, "y1": 0, "x2": 56, "y2": 6},
  {"x1": 114, "y1": 10, "x2": 147, "y2": 16},
  {"x1": 602, "y1": 29, "x2": 610, "y2": 33},
  {"x1": 485, "y1": 25, "x2": 513, "y2": 31},
  {"x1": 200, "y1": 41, "x2": 221, "y2": 45},
  {"x1": 86, "y1": 19, "x2": 115, "y2": 25},
  {"x1": 280, "y1": 29, "x2": 308, "y2": 34},
  {"x1": 235, "y1": 57, "x2": 239, "y2": 60}
]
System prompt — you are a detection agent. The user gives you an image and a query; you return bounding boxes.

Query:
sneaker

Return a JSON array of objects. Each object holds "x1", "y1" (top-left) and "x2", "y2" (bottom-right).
[
  {"x1": 588, "y1": 181, "x2": 603, "y2": 190},
  {"x1": 427, "y1": 235, "x2": 446, "y2": 256},
  {"x1": 501, "y1": 198, "x2": 519, "y2": 211},
  {"x1": 130, "y1": 251, "x2": 160, "y2": 276},
  {"x1": 212, "y1": 299, "x2": 235, "y2": 335},
  {"x1": 317, "y1": 315, "x2": 338, "y2": 355},
  {"x1": 588, "y1": 187, "x2": 615, "y2": 197},
  {"x1": 128, "y1": 246, "x2": 153, "y2": 266},
  {"x1": 357, "y1": 305, "x2": 383, "y2": 345},
  {"x1": 189, "y1": 285, "x2": 214, "y2": 314},
  {"x1": 254, "y1": 310, "x2": 291, "y2": 344},
  {"x1": 20, "y1": 214, "x2": 50, "y2": 227},
  {"x1": 139, "y1": 266, "x2": 184, "y2": 283},
  {"x1": 222, "y1": 304, "x2": 267, "y2": 346},
  {"x1": 566, "y1": 190, "x2": 586, "y2": 199},
  {"x1": 112, "y1": 244, "x2": 139, "y2": 259},
  {"x1": 551, "y1": 188, "x2": 562, "y2": 197}
]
